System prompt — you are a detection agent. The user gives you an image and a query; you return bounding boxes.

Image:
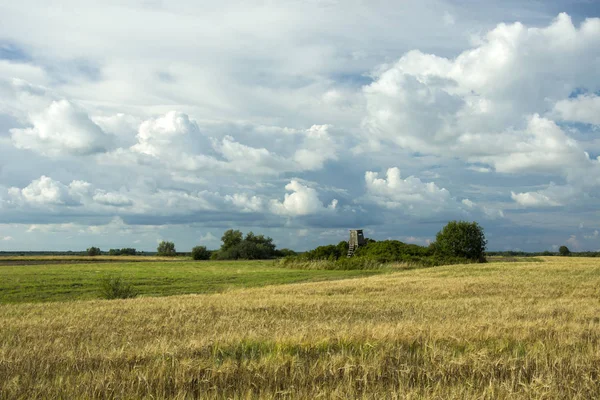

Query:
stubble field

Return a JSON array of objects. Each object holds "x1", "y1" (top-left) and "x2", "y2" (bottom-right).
[{"x1": 1, "y1": 256, "x2": 599, "y2": 399}]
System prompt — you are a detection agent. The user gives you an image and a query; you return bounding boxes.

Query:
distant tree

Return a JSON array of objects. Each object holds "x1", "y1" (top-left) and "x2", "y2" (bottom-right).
[
  {"x1": 559, "y1": 245, "x2": 571, "y2": 256},
  {"x1": 276, "y1": 248, "x2": 297, "y2": 257},
  {"x1": 87, "y1": 246, "x2": 101, "y2": 256},
  {"x1": 434, "y1": 221, "x2": 487, "y2": 261},
  {"x1": 157, "y1": 241, "x2": 176, "y2": 257},
  {"x1": 221, "y1": 229, "x2": 243, "y2": 251},
  {"x1": 119, "y1": 248, "x2": 137, "y2": 256},
  {"x1": 191, "y1": 245, "x2": 211, "y2": 260}
]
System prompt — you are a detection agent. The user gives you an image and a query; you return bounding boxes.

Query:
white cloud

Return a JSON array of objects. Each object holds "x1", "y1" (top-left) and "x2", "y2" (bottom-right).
[
  {"x1": 511, "y1": 191, "x2": 562, "y2": 207},
  {"x1": 1, "y1": 236, "x2": 13, "y2": 241},
  {"x1": 8, "y1": 176, "x2": 79, "y2": 206},
  {"x1": 10, "y1": 99, "x2": 113, "y2": 156},
  {"x1": 132, "y1": 111, "x2": 199, "y2": 157},
  {"x1": 364, "y1": 167, "x2": 452, "y2": 215},
  {"x1": 92, "y1": 192, "x2": 133, "y2": 207},
  {"x1": 292, "y1": 124, "x2": 338, "y2": 170},
  {"x1": 553, "y1": 94, "x2": 600, "y2": 125},
  {"x1": 362, "y1": 14, "x2": 600, "y2": 187},
  {"x1": 271, "y1": 180, "x2": 337, "y2": 216},
  {"x1": 224, "y1": 193, "x2": 264, "y2": 212}
]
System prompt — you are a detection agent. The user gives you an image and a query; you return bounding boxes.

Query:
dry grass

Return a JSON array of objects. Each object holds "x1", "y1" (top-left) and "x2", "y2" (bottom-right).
[{"x1": 1, "y1": 256, "x2": 600, "y2": 399}]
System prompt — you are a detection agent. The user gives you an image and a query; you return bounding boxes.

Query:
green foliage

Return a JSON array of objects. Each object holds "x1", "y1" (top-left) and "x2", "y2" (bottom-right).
[
  {"x1": 86, "y1": 247, "x2": 101, "y2": 256},
  {"x1": 291, "y1": 235, "x2": 476, "y2": 270},
  {"x1": 275, "y1": 248, "x2": 297, "y2": 257},
  {"x1": 221, "y1": 230, "x2": 243, "y2": 251},
  {"x1": 559, "y1": 246, "x2": 571, "y2": 256},
  {"x1": 100, "y1": 276, "x2": 137, "y2": 299},
  {"x1": 216, "y1": 230, "x2": 279, "y2": 260},
  {"x1": 434, "y1": 221, "x2": 487, "y2": 261},
  {"x1": 157, "y1": 241, "x2": 176, "y2": 257},
  {"x1": 108, "y1": 248, "x2": 137, "y2": 256},
  {"x1": 354, "y1": 240, "x2": 432, "y2": 262},
  {"x1": 191, "y1": 246, "x2": 211, "y2": 260},
  {"x1": 301, "y1": 241, "x2": 349, "y2": 261}
]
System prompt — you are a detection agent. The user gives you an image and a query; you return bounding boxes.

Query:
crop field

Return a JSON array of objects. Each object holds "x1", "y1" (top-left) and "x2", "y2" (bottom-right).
[
  {"x1": 0, "y1": 258, "x2": 386, "y2": 303},
  {"x1": 1, "y1": 257, "x2": 600, "y2": 399}
]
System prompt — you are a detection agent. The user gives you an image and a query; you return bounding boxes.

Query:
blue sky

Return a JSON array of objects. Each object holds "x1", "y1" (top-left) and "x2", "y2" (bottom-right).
[{"x1": 0, "y1": 0, "x2": 600, "y2": 252}]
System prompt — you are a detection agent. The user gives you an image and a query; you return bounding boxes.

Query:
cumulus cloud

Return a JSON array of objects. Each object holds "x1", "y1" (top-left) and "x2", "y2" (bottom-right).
[
  {"x1": 553, "y1": 94, "x2": 600, "y2": 125},
  {"x1": 4, "y1": 176, "x2": 136, "y2": 210},
  {"x1": 364, "y1": 167, "x2": 452, "y2": 215},
  {"x1": 10, "y1": 99, "x2": 113, "y2": 156},
  {"x1": 225, "y1": 193, "x2": 264, "y2": 212},
  {"x1": 132, "y1": 111, "x2": 199, "y2": 157},
  {"x1": 363, "y1": 167, "x2": 504, "y2": 219},
  {"x1": 511, "y1": 191, "x2": 562, "y2": 207},
  {"x1": 271, "y1": 180, "x2": 338, "y2": 216},
  {"x1": 7, "y1": 176, "x2": 80, "y2": 206},
  {"x1": 292, "y1": 124, "x2": 338, "y2": 170},
  {"x1": 362, "y1": 13, "x2": 600, "y2": 187},
  {"x1": 92, "y1": 192, "x2": 133, "y2": 207}
]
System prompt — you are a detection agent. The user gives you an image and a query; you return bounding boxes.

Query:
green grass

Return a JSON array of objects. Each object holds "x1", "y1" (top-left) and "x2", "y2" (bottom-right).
[{"x1": 0, "y1": 259, "x2": 388, "y2": 304}]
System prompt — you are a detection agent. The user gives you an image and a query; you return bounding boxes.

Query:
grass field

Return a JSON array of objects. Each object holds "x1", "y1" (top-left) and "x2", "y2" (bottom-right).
[
  {"x1": 1, "y1": 256, "x2": 600, "y2": 398},
  {"x1": 0, "y1": 259, "x2": 387, "y2": 303}
]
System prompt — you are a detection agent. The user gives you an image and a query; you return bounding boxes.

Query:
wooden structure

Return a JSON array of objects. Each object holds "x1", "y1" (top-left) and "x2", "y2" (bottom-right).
[{"x1": 347, "y1": 229, "x2": 365, "y2": 257}]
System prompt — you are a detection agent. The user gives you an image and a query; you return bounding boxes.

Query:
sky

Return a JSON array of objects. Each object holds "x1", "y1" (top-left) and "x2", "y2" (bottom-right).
[{"x1": 1, "y1": 0, "x2": 600, "y2": 252}]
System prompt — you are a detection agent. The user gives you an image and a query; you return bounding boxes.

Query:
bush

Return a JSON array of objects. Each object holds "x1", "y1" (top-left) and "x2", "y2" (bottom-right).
[
  {"x1": 100, "y1": 276, "x2": 137, "y2": 299},
  {"x1": 87, "y1": 247, "x2": 101, "y2": 256},
  {"x1": 301, "y1": 241, "x2": 349, "y2": 261},
  {"x1": 275, "y1": 248, "x2": 297, "y2": 257},
  {"x1": 353, "y1": 240, "x2": 432, "y2": 262},
  {"x1": 191, "y1": 245, "x2": 211, "y2": 260},
  {"x1": 215, "y1": 230, "x2": 280, "y2": 260},
  {"x1": 434, "y1": 221, "x2": 487, "y2": 261},
  {"x1": 157, "y1": 241, "x2": 176, "y2": 257},
  {"x1": 559, "y1": 246, "x2": 571, "y2": 256}
]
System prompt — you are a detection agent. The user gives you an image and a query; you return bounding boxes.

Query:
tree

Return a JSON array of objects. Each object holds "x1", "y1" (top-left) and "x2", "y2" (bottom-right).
[
  {"x1": 191, "y1": 245, "x2": 211, "y2": 260},
  {"x1": 221, "y1": 229, "x2": 243, "y2": 251},
  {"x1": 87, "y1": 246, "x2": 101, "y2": 256},
  {"x1": 157, "y1": 241, "x2": 176, "y2": 257},
  {"x1": 434, "y1": 221, "x2": 487, "y2": 261},
  {"x1": 559, "y1": 245, "x2": 571, "y2": 256}
]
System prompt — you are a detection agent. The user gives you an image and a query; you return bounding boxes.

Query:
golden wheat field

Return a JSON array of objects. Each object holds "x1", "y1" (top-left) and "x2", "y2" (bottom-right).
[{"x1": 1, "y1": 257, "x2": 600, "y2": 399}]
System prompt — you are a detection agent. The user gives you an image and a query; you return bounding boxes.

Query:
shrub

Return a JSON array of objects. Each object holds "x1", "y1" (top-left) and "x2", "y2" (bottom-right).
[
  {"x1": 100, "y1": 276, "x2": 137, "y2": 299},
  {"x1": 157, "y1": 241, "x2": 176, "y2": 257},
  {"x1": 559, "y1": 246, "x2": 571, "y2": 256},
  {"x1": 275, "y1": 248, "x2": 297, "y2": 257},
  {"x1": 302, "y1": 241, "x2": 349, "y2": 261},
  {"x1": 215, "y1": 230, "x2": 280, "y2": 260},
  {"x1": 87, "y1": 247, "x2": 101, "y2": 256},
  {"x1": 191, "y1": 245, "x2": 211, "y2": 260},
  {"x1": 353, "y1": 240, "x2": 432, "y2": 262},
  {"x1": 434, "y1": 221, "x2": 487, "y2": 261}
]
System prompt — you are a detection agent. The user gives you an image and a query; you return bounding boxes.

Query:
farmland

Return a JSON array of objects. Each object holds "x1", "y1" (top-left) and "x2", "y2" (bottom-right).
[
  {"x1": 0, "y1": 257, "x2": 386, "y2": 303},
  {"x1": 1, "y1": 256, "x2": 600, "y2": 399}
]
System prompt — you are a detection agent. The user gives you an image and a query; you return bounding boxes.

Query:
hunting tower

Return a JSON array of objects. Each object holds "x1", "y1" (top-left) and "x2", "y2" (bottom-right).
[{"x1": 347, "y1": 229, "x2": 365, "y2": 257}]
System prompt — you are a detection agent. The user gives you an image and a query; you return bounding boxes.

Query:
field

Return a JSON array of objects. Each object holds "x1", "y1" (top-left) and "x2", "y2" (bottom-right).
[
  {"x1": 1, "y1": 256, "x2": 600, "y2": 399},
  {"x1": 0, "y1": 257, "x2": 386, "y2": 303}
]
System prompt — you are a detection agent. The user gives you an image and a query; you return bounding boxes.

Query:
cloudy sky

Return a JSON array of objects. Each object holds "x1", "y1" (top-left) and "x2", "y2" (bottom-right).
[{"x1": 1, "y1": 0, "x2": 600, "y2": 252}]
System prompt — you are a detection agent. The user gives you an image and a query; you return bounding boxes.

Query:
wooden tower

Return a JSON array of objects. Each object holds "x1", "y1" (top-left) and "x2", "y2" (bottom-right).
[{"x1": 347, "y1": 229, "x2": 365, "y2": 257}]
